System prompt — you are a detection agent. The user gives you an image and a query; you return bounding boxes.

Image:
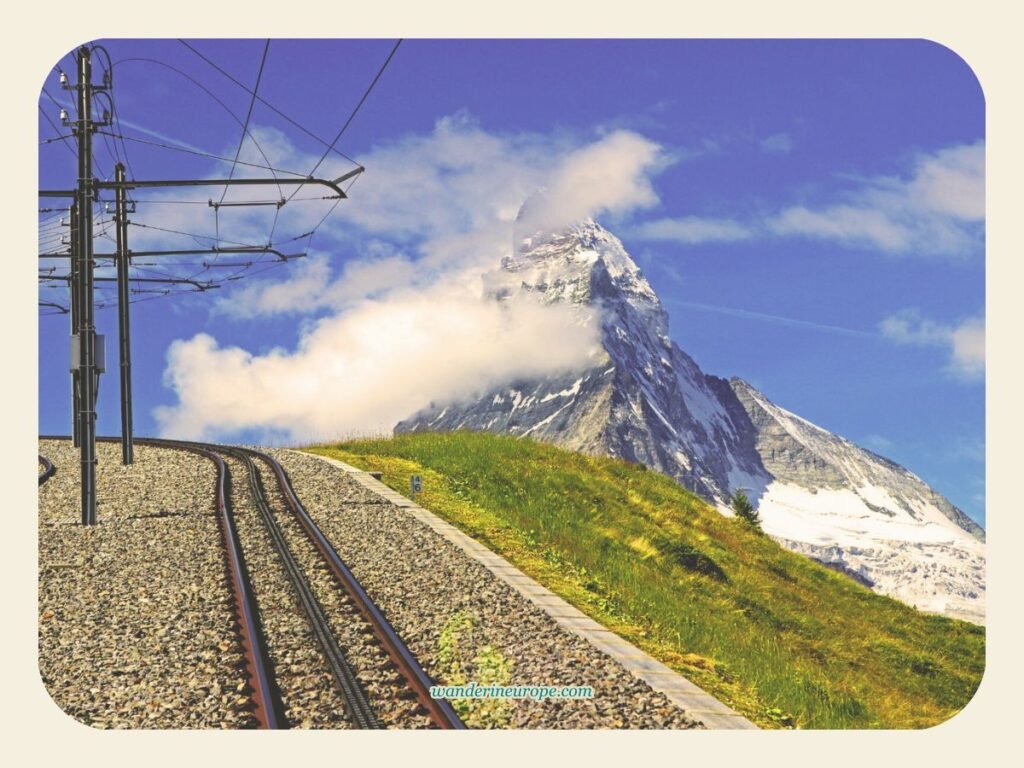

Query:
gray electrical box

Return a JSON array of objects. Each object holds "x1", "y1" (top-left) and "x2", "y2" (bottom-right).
[{"x1": 70, "y1": 333, "x2": 106, "y2": 374}]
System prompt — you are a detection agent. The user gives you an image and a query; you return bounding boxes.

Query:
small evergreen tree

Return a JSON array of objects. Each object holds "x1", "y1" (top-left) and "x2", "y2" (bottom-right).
[{"x1": 731, "y1": 489, "x2": 761, "y2": 528}]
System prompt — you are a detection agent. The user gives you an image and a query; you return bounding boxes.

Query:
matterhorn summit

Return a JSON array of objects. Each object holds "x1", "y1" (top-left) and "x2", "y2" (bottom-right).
[{"x1": 398, "y1": 205, "x2": 986, "y2": 624}]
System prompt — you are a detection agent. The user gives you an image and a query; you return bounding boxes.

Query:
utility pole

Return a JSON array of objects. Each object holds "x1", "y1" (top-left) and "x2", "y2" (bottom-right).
[
  {"x1": 41, "y1": 44, "x2": 361, "y2": 525},
  {"x1": 73, "y1": 46, "x2": 99, "y2": 525},
  {"x1": 114, "y1": 163, "x2": 133, "y2": 465}
]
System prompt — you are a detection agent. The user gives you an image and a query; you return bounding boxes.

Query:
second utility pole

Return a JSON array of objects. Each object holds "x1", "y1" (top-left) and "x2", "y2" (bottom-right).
[{"x1": 114, "y1": 162, "x2": 133, "y2": 465}]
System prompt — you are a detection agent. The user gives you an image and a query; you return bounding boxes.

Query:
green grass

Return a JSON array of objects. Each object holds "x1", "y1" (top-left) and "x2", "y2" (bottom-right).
[{"x1": 307, "y1": 431, "x2": 984, "y2": 729}]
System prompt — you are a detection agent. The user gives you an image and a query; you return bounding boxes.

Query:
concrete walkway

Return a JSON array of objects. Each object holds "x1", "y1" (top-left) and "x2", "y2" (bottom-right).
[{"x1": 296, "y1": 450, "x2": 757, "y2": 730}]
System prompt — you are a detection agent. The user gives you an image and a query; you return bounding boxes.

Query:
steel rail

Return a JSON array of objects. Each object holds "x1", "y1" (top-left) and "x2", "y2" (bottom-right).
[
  {"x1": 214, "y1": 444, "x2": 381, "y2": 729},
  {"x1": 248, "y1": 447, "x2": 466, "y2": 730},
  {"x1": 36, "y1": 435, "x2": 463, "y2": 730},
  {"x1": 144, "y1": 439, "x2": 287, "y2": 729},
  {"x1": 38, "y1": 454, "x2": 56, "y2": 486},
  {"x1": 39, "y1": 435, "x2": 286, "y2": 729}
]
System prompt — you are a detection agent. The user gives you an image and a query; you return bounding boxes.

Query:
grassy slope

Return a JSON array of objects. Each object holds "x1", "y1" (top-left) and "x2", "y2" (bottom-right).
[{"x1": 308, "y1": 432, "x2": 984, "y2": 729}]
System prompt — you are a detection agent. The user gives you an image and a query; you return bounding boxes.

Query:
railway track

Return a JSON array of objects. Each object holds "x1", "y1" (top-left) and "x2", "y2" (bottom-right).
[
  {"x1": 40, "y1": 436, "x2": 464, "y2": 730},
  {"x1": 38, "y1": 454, "x2": 56, "y2": 486}
]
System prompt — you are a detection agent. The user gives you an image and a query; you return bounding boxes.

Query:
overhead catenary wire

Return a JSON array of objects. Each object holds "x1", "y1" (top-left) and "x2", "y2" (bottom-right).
[
  {"x1": 285, "y1": 39, "x2": 401, "y2": 205},
  {"x1": 93, "y1": 43, "x2": 140, "y2": 186},
  {"x1": 218, "y1": 40, "x2": 270, "y2": 206},
  {"x1": 112, "y1": 56, "x2": 284, "y2": 200},
  {"x1": 37, "y1": 102, "x2": 76, "y2": 160},
  {"x1": 97, "y1": 131, "x2": 312, "y2": 178},
  {"x1": 56, "y1": 52, "x2": 288, "y2": 299},
  {"x1": 127, "y1": 220, "x2": 309, "y2": 250},
  {"x1": 178, "y1": 39, "x2": 362, "y2": 168},
  {"x1": 41, "y1": 42, "x2": 372, "y2": 320},
  {"x1": 41, "y1": 86, "x2": 113, "y2": 181}
]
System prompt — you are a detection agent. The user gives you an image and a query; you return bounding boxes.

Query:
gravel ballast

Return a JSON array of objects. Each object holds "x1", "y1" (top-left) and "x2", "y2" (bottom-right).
[
  {"x1": 38, "y1": 439, "x2": 254, "y2": 729},
  {"x1": 38, "y1": 438, "x2": 702, "y2": 729},
  {"x1": 245, "y1": 456, "x2": 434, "y2": 729},
  {"x1": 274, "y1": 449, "x2": 702, "y2": 729},
  {"x1": 218, "y1": 453, "x2": 353, "y2": 729}
]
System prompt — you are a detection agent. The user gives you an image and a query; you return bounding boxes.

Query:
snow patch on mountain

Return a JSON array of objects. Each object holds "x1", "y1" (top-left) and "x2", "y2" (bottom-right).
[{"x1": 397, "y1": 210, "x2": 985, "y2": 623}]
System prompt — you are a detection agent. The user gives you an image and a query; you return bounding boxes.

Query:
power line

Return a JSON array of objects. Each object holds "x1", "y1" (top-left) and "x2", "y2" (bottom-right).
[
  {"x1": 178, "y1": 39, "x2": 362, "y2": 168},
  {"x1": 129, "y1": 220, "x2": 257, "y2": 248},
  {"x1": 127, "y1": 219, "x2": 309, "y2": 249},
  {"x1": 37, "y1": 101, "x2": 76, "y2": 159},
  {"x1": 112, "y1": 56, "x2": 284, "y2": 199},
  {"x1": 82, "y1": 52, "x2": 359, "y2": 271},
  {"x1": 99, "y1": 131, "x2": 309, "y2": 177},
  {"x1": 286, "y1": 39, "x2": 401, "y2": 205},
  {"x1": 219, "y1": 40, "x2": 270, "y2": 206},
  {"x1": 41, "y1": 86, "x2": 111, "y2": 180},
  {"x1": 97, "y1": 46, "x2": 140, "y2": 186}
]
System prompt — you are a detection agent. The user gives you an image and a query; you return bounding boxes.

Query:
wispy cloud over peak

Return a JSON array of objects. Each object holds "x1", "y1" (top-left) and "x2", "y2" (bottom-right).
[
  {"x1": 760, "y1": 132, "x2": 794, "y2": 155},
  {"x1": 629, "y1": 216, "x2": 753, "y2": 244},
  {"x1": 769, "y1": 204, "x2": 911, "y2": 251},
  {"x1": 880, "y1": 309, "x2": 984, "y2": 379},
  {"x1": 629, "y1": 141, "x2": 984, "y2": 258},
  {"x1": 772, "y1": 140, "x2": 984, "y2": 257},
  {"x1": 156, "y1": 118, "x2": 666, "y2": 440},
  {"x1": 906, "y1": 140, "x2": 984, "y2": 221}
]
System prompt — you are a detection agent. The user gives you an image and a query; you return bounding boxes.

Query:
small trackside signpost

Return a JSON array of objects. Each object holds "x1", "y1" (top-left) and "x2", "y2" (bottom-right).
[{"x1": 410, "y1": 475, "x2": 423, "y2": 497}]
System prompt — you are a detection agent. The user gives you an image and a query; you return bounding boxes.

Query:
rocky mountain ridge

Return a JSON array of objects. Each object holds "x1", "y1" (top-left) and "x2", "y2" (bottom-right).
[{"x1": 397, "y1": 214, "x2": 985, "y2": 623}]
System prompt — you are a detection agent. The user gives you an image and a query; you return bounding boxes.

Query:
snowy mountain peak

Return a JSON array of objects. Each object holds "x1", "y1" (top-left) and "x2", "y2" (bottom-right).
[
  {"x1": 398, "y1": 210, "x2": 986, "y2": 624},
  {"x1": 500, "y1": 212, "x2": 663, "y2": 325}
]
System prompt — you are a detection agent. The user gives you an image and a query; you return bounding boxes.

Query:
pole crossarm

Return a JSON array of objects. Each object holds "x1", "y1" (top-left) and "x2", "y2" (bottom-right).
[
  {"x1": 95, "y1": 175, "x2": 351, "y2": 197},
  {"x1": 98, "y1": 247, "x2": 306, "y2": 262},
  {"x1": 40, "y1": 274, "x2": 219, "y2": 290},
  {"x1": 41, "y1": 167, "x2": 363, "y2": 200},
  {"x1": 40, "y1": 248, "x2": 308, "y2": 262}
]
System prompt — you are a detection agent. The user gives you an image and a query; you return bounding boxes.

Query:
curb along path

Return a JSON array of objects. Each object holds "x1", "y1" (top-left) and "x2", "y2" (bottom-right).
[{"x1": 296, "y1": 451, "x2": 757, "y2": 730}]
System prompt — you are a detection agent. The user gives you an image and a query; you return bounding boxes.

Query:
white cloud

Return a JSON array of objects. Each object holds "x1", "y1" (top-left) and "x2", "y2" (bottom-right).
[
  {"x1": 155, "y1": 287, "x2": 600, "y2": 441},
  {"x1": 154, "y1": 118, "x2": 666, "y2": 440},
  {"x1": 760, "y1": 132, "x2": 793, "y2": 155},
  {"x1": 628, "y1": 141, "x2": 984, "y2": 256},
  {"x1": 949, "y1": 317, "x2": 985, "y2": 377},
  {"x1": 907, "y1": 142, "x2": 985, "y2": 221},
  {"x1": 216, "y1": 251, "x2": 418, "y2": 318},
  {"x1": 629, "y1": 216, "x2": 752, "y2": 243},
  {"x1": 769, "y1": 204, "x2": 911, "y2": 251},
  {"x1": 879, "y1": 309, "x2": 985, "y2": 379},
  {"x1": 516, "y1": 131, "x2": 664, "y2": 234},
  {"x1": 769, "y1": 140, "x2": 984, "y2": 257}
]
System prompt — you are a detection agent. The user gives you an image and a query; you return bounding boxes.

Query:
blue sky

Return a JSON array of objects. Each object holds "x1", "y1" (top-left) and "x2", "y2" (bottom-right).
[{"x1": 37, "y1": 39, "x2": 985, "y2": 524}]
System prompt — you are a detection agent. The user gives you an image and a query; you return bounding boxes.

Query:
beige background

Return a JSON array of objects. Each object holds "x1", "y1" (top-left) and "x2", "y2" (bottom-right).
[{"x1": 6, "y1": 2, "x2": 1020, "y2": 764}]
